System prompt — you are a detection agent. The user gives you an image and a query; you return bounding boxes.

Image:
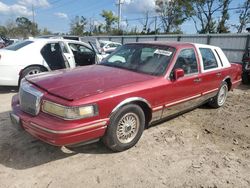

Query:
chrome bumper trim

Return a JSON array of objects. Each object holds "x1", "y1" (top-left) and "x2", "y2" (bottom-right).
[{"x1": 29, "y1": 120, "x2": 107, "y2": 134}]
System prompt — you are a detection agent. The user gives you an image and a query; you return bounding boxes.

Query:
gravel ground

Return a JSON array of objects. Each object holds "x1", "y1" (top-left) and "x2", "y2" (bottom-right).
[{"x1": 0, "y1": 85, "x2": 249, "y2": 188}]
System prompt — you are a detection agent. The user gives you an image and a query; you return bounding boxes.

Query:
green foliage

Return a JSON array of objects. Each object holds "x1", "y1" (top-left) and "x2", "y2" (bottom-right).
[
  {"x1": 233, "y1": 0, "x2": 250, "y2": 33},
  {"x1": 70, "y1": 16, "x2": 88, "y2": 36},
  {"x1": 217, "y1": 0, "x2": 231, "y2": 33},
  {"x1": 155, "y1": 0, "x2": 192, "y2": 33},
  {"x1": 0, "y1": 17, "x2": 40, "y2": 38},
  {"x1": 15, "y1": 17, "x2": 39, "y2": 37},
  {"x1": 40, "y1": 28, "x2": 52, "y2": 35},
  {"x1": 190, "y1": 0, "x2": 232, "y2": 34},
  {"x1": 0, "y1": 26, "x2": 7, "y2": 36},
  {"x1": 100, "y1": 10, "x2": 118, "y2": 33}
]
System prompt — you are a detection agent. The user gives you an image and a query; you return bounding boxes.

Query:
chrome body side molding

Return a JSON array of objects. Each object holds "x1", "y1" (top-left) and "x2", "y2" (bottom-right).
[
  {"x1": 111, "y1": 97, "x2": 152, "y2": 114},
  {"x1": 151, "y1": 90, "x2": 218, "y2": 123}
]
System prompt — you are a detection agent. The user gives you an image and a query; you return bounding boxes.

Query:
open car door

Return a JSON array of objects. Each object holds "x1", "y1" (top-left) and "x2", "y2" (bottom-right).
[{"x1": 88, "y1": 40, "x2": 109, "y2": 63}]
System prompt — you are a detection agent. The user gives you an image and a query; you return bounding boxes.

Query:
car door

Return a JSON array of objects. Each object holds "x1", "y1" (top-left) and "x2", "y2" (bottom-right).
[
  {"x1": 40, "y1": 42, "x2": 68, "y2": 70},
  {"x1": 68, "y1": 43, "x2": 96, "y2": 66},
  {"x1": 161, "y1": 48, "x2": 203, "y2": 117},
  {"x1": 61, "y1": 42, "x2": 75, "y2": 68},
  {"x1": 198, "y1": 47, "x2": 223, "y2": 96}
]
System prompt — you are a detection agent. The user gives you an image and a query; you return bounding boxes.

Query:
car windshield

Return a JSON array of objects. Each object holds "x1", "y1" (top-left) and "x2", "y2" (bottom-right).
[
  {"x1": 100, "y1": 44, "x2": 175, "y2": 76},
  {"x1": 5, "y1": 40, "x2": 33, "y2": 51}
]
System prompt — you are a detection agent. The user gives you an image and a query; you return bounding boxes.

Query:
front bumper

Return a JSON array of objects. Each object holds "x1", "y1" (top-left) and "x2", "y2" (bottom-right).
[{"x1": 11, "y1": 95, "x2": 108, "y2": 146}]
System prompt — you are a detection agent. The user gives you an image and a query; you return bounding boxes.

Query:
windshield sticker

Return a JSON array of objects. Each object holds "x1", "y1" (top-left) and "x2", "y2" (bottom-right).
[{"x1": 154, "y1": 49, "x2": 172, "y2": 56}]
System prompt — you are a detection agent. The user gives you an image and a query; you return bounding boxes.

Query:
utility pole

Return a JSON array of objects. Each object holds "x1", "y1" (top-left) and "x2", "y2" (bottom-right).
[
  {"x1": 117, "y1": 0, "x2": 123, "y2": 30},
  {"x1": 32, "y1": 4, "x2": 35, "y2": 36},
  {"x1": 154, "y1": 16, "x2": 157, "y2": 34},
  {"x1": 32, "y1": 4, "x2": 35, "y2": 23}
]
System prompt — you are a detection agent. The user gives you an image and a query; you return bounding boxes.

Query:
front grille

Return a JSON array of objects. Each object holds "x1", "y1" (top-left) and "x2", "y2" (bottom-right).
[{"x1": 19, "y1": 82, "x2": 43, "y2": 116}]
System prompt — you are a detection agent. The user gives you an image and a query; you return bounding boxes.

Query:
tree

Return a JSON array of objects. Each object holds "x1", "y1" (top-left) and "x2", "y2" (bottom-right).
[
  {"x1": 31, "y1": 23, "x2": 40, "y2": 36},
  {"x1": 217, "y1": 0, "x2": 231, "y2": 33},
  {"x1": 233, "y1": 0, "x2": 250, "y2": 33},
  {"x1": 0, "y1": 26, "x2": 7, "y2": 36},
  {"x1": 100, "y1": 10, "x2": 118, "y2": 33},
  {"x1": 16, "y1": 17, "x2": 33, "y2": 38},
  {"x1": 140, "y1": 11, "x2": 154, "y2": 34},
  {"x1": 155, "y1": 0, "x2": 192, "y2": 33},
  {"x1": 190, "y1": 0, "x2": 225, "y2": 33},
  {"x1": 70, "y1": 16, "x2": 88, "y2": 36},
  {"x1": 40, "y1": 28, "x2": 52, "y2": 35}
]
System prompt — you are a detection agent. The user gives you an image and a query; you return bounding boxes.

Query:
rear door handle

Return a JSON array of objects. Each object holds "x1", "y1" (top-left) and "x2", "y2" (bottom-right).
[
  {"x1": 194, "y1": 78, "x2": 202, "y2": 83},
  {"x1": 216, "y1": 72, "x2": 222, "y2": 77}
]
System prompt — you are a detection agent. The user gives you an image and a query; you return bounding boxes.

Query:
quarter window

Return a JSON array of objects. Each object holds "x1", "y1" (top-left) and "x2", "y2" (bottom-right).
[
  {"x1": 5, "y1": 40, "x2": 33, "y2": 51},
  {"x1": 69, "y1": 43, "x2": 93, "y2": 53},
  {"x1": 173, "y1": 48, "x2": 198, "y2": 75},
  {"x1": 200, "y1": 48, "x2": 218, "y2": 70}
]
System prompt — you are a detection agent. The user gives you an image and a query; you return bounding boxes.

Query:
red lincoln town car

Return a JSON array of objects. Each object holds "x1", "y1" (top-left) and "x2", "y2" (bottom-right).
[{"x1": 10, "y1": 42, "x2": 242, "y2": 151}]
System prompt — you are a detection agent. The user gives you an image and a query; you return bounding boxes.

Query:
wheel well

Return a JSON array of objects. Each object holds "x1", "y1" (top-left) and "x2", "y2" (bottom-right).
[
  {"x1": 21, "y1": 65, "x2": 48, "y2": 75},
  {"x1": 224, "y1": 78, "x2": 232, "y2": 91},
  {"x1": 131, "y1": 101, "x2": 152, "y2": 128},
  {"x1": 111, "y1": 100, "x2": 152, "y2": 128}
]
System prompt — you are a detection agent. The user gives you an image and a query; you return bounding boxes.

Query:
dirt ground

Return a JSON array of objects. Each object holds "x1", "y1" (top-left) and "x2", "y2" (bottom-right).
[{"x1": 0, "y1": 85, "x2": 249, "y2": 188}]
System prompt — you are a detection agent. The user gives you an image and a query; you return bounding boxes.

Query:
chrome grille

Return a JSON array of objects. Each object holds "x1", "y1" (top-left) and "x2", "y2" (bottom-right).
[{"x1": 19, "y1": 82, "x2": 43, "y2": 116}]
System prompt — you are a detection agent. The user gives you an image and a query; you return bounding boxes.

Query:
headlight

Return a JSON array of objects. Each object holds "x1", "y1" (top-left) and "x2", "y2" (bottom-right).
[{"x1": 42, "y1": 100, "x2": 98, "y2": 120}]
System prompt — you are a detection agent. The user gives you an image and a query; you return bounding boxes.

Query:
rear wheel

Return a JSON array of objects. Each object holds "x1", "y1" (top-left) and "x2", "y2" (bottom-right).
[
  {"x1": 18, "y1": 66, "x2": 47, "y2": 87},
  {"x1": 103, "y1": 104, "x2": 145, "y2": 152},
  {"x1": 208, "y1": 81, "x2": 228, "y2": 108}
]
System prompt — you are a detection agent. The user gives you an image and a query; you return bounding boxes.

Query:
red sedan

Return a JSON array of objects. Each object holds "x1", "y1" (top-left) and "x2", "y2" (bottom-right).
[{"x1": 10, "y1": 42, "x2": 242, "y2": 151}]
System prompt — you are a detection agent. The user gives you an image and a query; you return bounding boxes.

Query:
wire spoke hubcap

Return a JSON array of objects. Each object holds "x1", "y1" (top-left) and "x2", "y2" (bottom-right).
[
  {"x1": 218, "y1": 85, "x2": 227, "y2": 106},
  {"x1": 116, "y1": 112, "x2": 140, "y2": 144},
  {"x1": 27, "y1": 69, "x2": 41, "y2": 75}
]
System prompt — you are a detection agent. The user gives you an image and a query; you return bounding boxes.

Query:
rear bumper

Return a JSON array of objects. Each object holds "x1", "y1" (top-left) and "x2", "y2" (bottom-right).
[
  {"x1": 0, "y1": 65, "x2": 22, "y2": 86},
  {"x1": 11, "y1": 95, "x2": 108, "y2": 146}
]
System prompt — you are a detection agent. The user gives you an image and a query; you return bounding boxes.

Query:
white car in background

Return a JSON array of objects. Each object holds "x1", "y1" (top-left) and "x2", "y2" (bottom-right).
[
  {"x1": 0, "y1": 38, "x2": 107, "y2": 86},
  {"x1": 99, "y1": 40, "x2": 122, "y2": 54}
]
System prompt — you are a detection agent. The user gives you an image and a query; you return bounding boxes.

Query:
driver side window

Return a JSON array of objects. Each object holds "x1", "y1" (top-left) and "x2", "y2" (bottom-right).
[{"x1": 173, "y1": 48, "x2": 198, "y2": 76}]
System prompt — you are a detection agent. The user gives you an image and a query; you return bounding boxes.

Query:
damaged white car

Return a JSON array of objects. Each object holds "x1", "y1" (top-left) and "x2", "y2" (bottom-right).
[{"x1": 0, "y1": 38, "x2": 107, "y2": 86}]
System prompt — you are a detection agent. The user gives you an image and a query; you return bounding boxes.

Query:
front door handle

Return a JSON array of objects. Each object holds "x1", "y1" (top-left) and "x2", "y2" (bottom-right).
[{"x1": 194, "y1": 78, "x2": 202, "y2": 83}]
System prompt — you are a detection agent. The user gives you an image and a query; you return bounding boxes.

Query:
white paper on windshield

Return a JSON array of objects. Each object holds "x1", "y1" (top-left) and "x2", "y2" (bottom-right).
[{"x1": 154, "y1": 49, "x2": 172, "y2": 56}]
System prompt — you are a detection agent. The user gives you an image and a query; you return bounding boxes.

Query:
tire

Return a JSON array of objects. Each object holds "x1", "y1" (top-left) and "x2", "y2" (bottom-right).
[
  {"x1": 242, "y1": 72, "x2": 250, "y2": 84},
  {"x1": 103, "y1": 104, "x2": 145, "y2": 152},
  {"x1": 18, "y1": 66, "x2": 46, "y2": 87},
  {"x1": 208, "y1": 81, "x2": 228, "y2": 108}
]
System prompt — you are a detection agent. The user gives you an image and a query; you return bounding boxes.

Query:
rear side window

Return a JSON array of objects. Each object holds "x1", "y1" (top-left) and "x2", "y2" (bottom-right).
[
  {"x1": 200, "y1": 48, "x2": 218, "y2": 70},
  {"x1": 5, "y1": 40, "x2": 33, "y2": 51}
]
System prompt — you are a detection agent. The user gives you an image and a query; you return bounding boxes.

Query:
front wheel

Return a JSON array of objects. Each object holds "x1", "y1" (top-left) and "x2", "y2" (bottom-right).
[
  {"x1": 103, "y1": 104, "x2": 145, "y2": 152},
  {"x1": 208, "y1": 81, "x2": 228, "y2": 108}
]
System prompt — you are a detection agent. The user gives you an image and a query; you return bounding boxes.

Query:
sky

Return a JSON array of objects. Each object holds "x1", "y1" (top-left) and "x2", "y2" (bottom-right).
[{"x1": 0, "y1": 0, "x2": 247, "y2": 34}]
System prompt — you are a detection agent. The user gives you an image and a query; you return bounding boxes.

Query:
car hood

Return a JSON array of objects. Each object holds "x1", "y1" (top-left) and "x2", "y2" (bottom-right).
[{"x1": 26, "y1": 65, "x2": 155, "y2": 100}]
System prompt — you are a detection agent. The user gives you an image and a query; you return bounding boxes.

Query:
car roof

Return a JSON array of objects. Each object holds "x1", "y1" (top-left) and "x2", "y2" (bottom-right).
[
  {"x1": 127, "y1": 41, "x2": 218, "y2": 49},
  {"x1": 29, "y1": 38, "x2": 88, "y2": 44}
]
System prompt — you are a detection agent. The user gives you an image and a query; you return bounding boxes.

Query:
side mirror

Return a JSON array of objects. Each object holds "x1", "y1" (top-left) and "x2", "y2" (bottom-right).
[{"x1": 174, "y1": 68, "x2": 184, "y2": 80}]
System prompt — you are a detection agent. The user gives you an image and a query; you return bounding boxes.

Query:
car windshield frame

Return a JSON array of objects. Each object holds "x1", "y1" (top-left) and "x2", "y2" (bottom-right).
[
  {"x1": 100, "y1": 43, "x2": 176, "y2": 76},
  {"x1": 5, "y1": 40, "x2": 33, "y2": 51}
]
